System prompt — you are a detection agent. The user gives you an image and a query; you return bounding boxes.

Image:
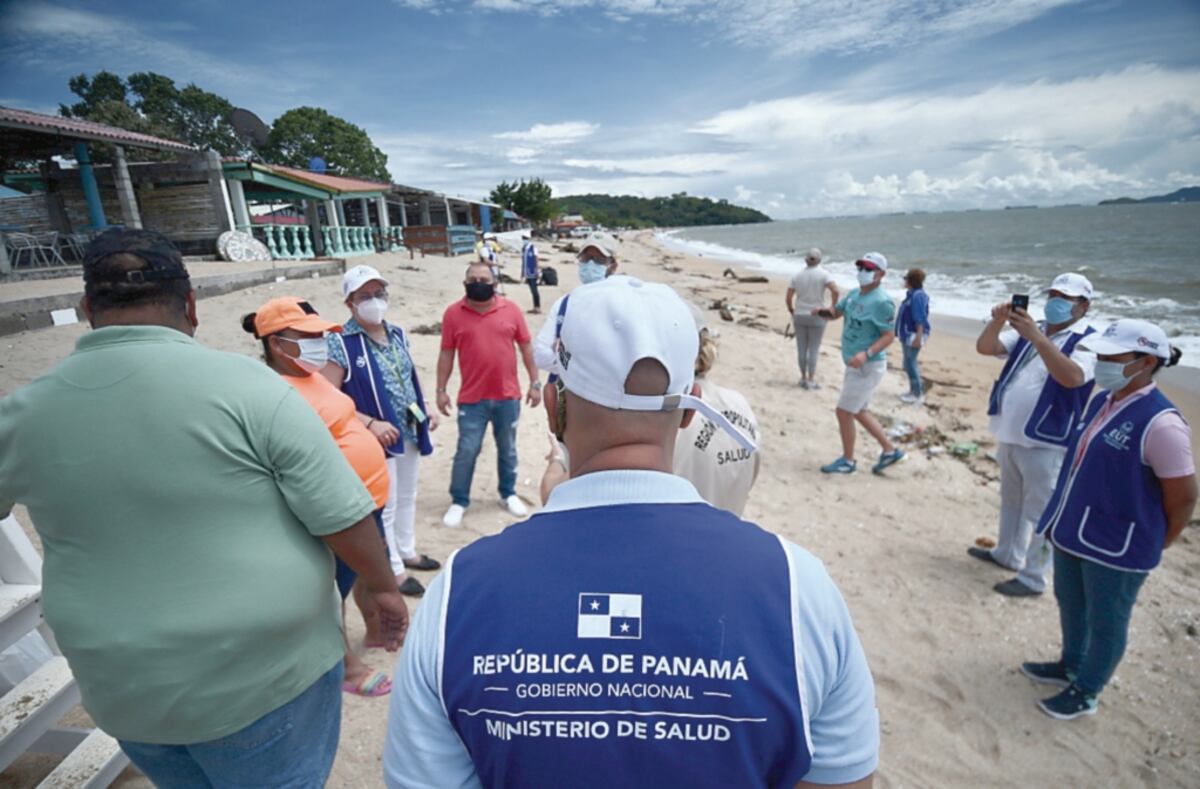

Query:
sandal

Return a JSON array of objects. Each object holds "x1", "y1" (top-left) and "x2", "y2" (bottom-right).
[
  {"x1": 342, "y1": 671, "x2": 392, "y2": 697},
  {"x1": 403, "y1": 554, "x2": 442, "y2": 571}
]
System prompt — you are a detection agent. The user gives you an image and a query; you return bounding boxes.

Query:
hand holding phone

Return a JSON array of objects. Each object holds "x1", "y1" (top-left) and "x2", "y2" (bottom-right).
[{"x1": 1011, "y1": 294, "x2": 1029, "y2": 311}]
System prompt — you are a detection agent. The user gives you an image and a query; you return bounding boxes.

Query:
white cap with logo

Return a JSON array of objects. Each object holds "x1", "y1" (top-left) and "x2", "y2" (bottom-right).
[
  {"x1": 856, "y1": 252, "x2": 888, "y2": 272},
  {"x1": 1043, "y1": 272, "x2": 1093, "y2": 300},
  {"x1": 1080, "y1": 319, "x2": 1171, "y2": 359},
  {"x1": 342, "y1": 265, "x2": 389, "y2": 297},
  {"x1": 556, "y1": 276, "x2": 756, "y2": 451}
]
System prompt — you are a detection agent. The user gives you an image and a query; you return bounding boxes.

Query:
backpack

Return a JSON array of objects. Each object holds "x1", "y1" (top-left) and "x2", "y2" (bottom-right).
[{"x1": 541, "y1": 266, "x2": 558, "y2": 286}]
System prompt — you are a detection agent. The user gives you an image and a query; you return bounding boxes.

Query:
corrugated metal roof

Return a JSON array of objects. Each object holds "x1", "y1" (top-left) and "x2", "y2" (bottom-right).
[{"x1": 0, "y1": 105, "x2": 196, "y2": 152}]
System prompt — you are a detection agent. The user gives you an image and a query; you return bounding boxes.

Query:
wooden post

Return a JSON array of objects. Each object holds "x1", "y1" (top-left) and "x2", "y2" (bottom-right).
[
  {"x1": 419, "y1": 197, "x2": 431, "y2": 225},
  {"x1": 111, "y1": 145, "x2": 143, "y2": 229}
]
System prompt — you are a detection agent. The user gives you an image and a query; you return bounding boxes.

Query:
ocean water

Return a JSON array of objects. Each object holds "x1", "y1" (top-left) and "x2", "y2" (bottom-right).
[{"x1": 660, "y1": 203, "x2": 1200, "y2": 368}]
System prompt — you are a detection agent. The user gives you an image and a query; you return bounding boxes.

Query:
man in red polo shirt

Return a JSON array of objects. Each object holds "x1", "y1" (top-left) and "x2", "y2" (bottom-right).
[{"x1": 437, "y1": 261, "x2": 542, "y2": 527}]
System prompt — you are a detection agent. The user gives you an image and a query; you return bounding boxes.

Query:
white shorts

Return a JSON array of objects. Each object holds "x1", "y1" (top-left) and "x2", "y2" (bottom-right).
[{"x1": 837, "y1": 360, "x2": 886, "y2": 413}]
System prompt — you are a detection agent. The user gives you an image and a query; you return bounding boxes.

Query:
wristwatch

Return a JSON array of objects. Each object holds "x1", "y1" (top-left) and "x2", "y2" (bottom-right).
[{"x1": 530, "y1": 380, "x2": 542, "y2": 389}]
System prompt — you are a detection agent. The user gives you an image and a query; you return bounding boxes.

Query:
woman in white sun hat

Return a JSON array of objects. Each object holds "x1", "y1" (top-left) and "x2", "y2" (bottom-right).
[
  {"x1": 1021, "y1": 319, "x2": 1196, "y2": 721},
  {"x1": 322, "y1": 265, "x2": 440, "y2": 600}
]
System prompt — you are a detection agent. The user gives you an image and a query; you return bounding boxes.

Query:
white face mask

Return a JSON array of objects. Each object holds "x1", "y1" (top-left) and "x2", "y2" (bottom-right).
[
  {"x1": 278, "y1": 336, "x2": 329, "y2": 374},
  {"x1": 579, "y1": 260, "x2": 607, "y2": 284},
  {"x1": 857, "y1": 269, "x2": 877, "y2": 287},
  {"x1": 355, "y1": 297, "x2": 388, "y2": 325}
]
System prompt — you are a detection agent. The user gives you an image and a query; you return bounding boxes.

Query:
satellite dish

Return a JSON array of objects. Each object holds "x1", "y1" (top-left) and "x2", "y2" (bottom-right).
[
  {"x1": 308, "y1": 156, "x2": 327, "y2": 174},
  {"x1": 230, "y1": 108, "x2": 270, "y2": 149}
]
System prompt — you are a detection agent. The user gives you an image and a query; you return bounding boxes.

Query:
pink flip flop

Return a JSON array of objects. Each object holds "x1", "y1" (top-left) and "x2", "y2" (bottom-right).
[{"x1": 342, "y1": 671, "x2": 392, "y2": 697}]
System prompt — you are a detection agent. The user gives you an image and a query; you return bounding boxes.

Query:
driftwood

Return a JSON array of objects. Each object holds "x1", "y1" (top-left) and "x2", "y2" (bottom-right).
[
  {"x1": 710, "y1": 299, "x2": 735, "y2": 322},
  {"x1": 722, "y1": 267, "x2": 770, "y2": 284},
  {"x1": 410, "y1": 322, "x2": 442, "y2": 335}
]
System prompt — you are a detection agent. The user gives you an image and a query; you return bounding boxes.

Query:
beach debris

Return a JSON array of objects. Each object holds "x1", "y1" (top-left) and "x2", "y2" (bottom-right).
[
  {"x1": 710, "y1": 299, "x2": 735, "y2": 322},
  {"x1": 783, "y1": 321, "x2": 795, "y2": 339},
  {"x1": 975, "y1": 536, "x2": 997, "y2": 549},
  {"x1": 722, "y1": 268, "x2": 770, "y2": 283},
  {"x1": 410, "y1": 322, "x2": 441, "y2": 335},
  {"x1": 950, "y1": 442, "x2": 978, "y2": 457}
]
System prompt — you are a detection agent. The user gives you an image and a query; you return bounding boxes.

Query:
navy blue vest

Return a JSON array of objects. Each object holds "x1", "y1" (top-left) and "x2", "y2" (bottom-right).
[
  {"x1": 986, "y1": 325, "x2": 1096, "y2": 447},
  {"x1": 336, "y1": 325, "x2": 433, "y2": 457},
  {"x1": 522, "y1": 243, "x2": 537, "y2": 280},
  {"x1": 441, "y1": 503, "x2": 811, "y2": 788},
  {"x1": 1038, "y1": 388, "x2": 1179, "y2": 571}
]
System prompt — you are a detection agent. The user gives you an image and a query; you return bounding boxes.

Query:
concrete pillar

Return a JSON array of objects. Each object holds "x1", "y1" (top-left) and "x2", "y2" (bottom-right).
[
  {"x1": 204, "y1": 150, "x2": 234, "y2": 232},
  {"x1": 443, "y1": 197, "x2": 452, "y2": 226},
  {"x1": 335, "y1": 199, "x2": 347, "y2": 226},
  {"x1": 359, "y1": 197, "x2": 371, "y2": 226},
  {"x1": 324, "y1": 199, "x2": 340, "y2": 227},
  {"x1": 305, "y1": 200, "x2": 324, "y2": 256},
  {"x1": 228, "y1": 179, "x2": 251, "y2": 229},
  {"x1": 376, "y1": 196, "x2": 389, "y2": 229},
  {"x1": 397, "y1": 198, "x2": 408, "y2": 227},
  {"x1": 73, "y1": 142, "x2": 107, "y2": 229},
  {"x1": 419, "y1": 197, "x2": 431, "y2": 225},
  {"x1": 111, "y1": 145, "x2": 142, "y2": 229}
]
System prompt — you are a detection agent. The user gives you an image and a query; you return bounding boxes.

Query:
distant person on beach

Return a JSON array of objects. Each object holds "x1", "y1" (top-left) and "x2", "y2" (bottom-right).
[
  {"x1": 786, "y1": 247, "x2": 839, "y2": 389},
  {"x1": 437, "y1": 261, "x2": 541, "y2": 528},
  {"x1": 674, "y1": 305, "x2": 761, "y2": 516},
  {"x1": 322, "y1": 265, "x2": 439, "y2": 599},
  {"x1": 243, "y1": 297, "x2": 395, "y2": 698},
  {"x1": 1021, "y1": 320, "x2": 1195, "y2": 720},
  {"x1": 895, "y1": 268, "x2": 931, "y2": 405},
  {"x1": 970, "y1": 272, "x2": 1097, "y2": 598},
  {"x1": 0, "y1": 229, "x2": 406, "y2": 787},
  {"x1": 383, "y1": 275, "x2": 878, "y2": 788},
  {"x1": 814, "y1": 252, "x2": 905, "y2": 475},
  {"x1": 521, "y1": 231, "x2": 541, "y2": 314}
]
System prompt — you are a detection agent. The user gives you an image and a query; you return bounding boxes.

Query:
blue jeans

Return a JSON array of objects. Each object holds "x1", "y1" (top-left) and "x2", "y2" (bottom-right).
[
  {"x1": 449, "y1": 398, "x2": 520, "y2": 507},
  {"x1": 1054, "y1": 550, "x2": 1147, "y2": 696},
  {"x1": 119, "y1": 662, "x2": 343, "y2": 788},
  {"x1": 901, "y1": 342, "x2": 922, "y2": 396}
]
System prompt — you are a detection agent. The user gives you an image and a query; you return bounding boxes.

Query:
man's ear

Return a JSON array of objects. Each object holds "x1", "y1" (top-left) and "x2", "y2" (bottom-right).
[
  {"x1": 79, "y1": 295, "x2": 94, "y2": 327},
  {"x1": 185, "y1": 290, "x2": 199, "y2": 334},
  {"x1": 679, "y1": 381, "x2": 700, "y2": 429}
]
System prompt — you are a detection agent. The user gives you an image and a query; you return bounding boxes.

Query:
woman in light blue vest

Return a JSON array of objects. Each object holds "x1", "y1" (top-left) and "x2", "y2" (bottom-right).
[{"x1": 1021, "y1": 319, "x2": 1196, "y2": 720}]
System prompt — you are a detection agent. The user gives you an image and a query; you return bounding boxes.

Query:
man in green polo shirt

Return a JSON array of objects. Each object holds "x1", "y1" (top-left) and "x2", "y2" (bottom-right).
[
  {"x1": 812, "y1": 251, "x2": 904, "y2": 475},
  {"x1": 0, "y1": 229, "x2": 407, "y2": 787}
]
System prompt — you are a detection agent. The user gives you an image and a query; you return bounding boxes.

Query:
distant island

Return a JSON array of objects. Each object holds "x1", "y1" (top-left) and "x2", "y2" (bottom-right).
[
  {"x1": 1099, "y1": 186, "x2": 1200, "y2": 205},
  {"x1": 555, "y1": 193, "x2": 771, "y2": 228}
]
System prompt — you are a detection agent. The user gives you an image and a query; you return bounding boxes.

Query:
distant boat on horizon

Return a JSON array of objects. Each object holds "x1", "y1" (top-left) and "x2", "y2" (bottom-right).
[{"x1": 1005, "y1": 205, "x2": 1038, "y2": 210}]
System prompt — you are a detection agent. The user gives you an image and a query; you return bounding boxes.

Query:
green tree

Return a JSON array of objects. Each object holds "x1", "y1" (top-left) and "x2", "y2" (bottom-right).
[
  {"x1": 263, "y1": 107, "x2": 390, "y2": 182},
  {"x1": 60, "y1": 71, "x2": 128, "y2": 118},
  {"x1": 489, "y1": 177, "x2": 554, "y2": 224}
]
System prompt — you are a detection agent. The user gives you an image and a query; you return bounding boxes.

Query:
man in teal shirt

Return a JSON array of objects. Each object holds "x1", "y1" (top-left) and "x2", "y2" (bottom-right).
[
  {"x1": 0, "y1": 229, "x2": 408, "y2": 787},
  {"x1": 813, "y1": 252, "x2": 904, "y2": 475}
]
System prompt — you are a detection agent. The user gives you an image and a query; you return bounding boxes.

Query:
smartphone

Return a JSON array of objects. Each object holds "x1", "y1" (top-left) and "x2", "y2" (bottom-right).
[{"x1": 1011, "y1": 294, "x2": 1029, "y2": 311}]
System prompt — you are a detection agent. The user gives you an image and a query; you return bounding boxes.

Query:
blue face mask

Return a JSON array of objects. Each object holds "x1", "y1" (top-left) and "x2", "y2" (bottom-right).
[
  {"x1": 579, "y1": 260, "x2": 606, "y2": 284},
  {"x1": 1044, "y1": 297, "x2": 1076, "y2": 325}
]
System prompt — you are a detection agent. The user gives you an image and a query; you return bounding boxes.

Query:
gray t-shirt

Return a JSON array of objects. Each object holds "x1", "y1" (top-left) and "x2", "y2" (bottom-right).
[{"x1": 790, "y1": 266, "x2": 835, "y2": 313}]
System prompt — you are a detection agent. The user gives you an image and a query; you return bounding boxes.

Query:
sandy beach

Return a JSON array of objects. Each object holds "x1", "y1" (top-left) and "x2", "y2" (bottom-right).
[{"x1": 3, "y1": 231, "x2": 1198, "y2": 788}]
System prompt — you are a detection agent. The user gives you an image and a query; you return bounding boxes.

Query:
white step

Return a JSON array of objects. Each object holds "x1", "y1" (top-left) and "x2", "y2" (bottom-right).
[
  {"x1": 0, "y1": 656, "x2": 80, "y2": 772},
  {"x1": 37, "y1": 728, "x2": 130, "y2": 789},
  {"x1": 0, "y1": 583, "x2": 44, "y2": 655}
]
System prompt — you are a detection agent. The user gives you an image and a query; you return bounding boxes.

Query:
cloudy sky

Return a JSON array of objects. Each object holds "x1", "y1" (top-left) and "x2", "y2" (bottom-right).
[{"x1": 1, "y1": 0, "x2": 1198, "y2": 218}]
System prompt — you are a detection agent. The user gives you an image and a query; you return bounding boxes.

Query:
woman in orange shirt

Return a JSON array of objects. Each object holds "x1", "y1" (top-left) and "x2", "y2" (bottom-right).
[{"x1": 243, "y1": 297, "x2": 395, "y2": 697}]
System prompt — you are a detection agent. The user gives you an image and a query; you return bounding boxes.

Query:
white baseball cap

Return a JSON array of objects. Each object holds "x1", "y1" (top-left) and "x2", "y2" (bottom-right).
[
  {"x1": 1080, "y1": 319, "x2": 1171, "y2": 359},
  {"x1": 556, "y1": 276, "x2": 756, "y2": 451},
  {"x1": 1043, "y1": 272, "x2": 1093, "y2": 300},
  {"x1": 856, "y1": 252, "x2": 888, "y2": 272},
  {"x1": 806, "y1": 248, "x2": 822, "y2": 263},
  {"x1": 579, "y1": 239, "x2": 614, "y2": 259},
  {"x1": 342, "y1": 264, "x2": 388, "y2": 297}
]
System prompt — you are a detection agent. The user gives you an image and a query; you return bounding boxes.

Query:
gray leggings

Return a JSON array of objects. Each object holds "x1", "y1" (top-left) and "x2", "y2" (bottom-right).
[{"x1": 792, "y1": 314, "x2": 827, "y2": 377}]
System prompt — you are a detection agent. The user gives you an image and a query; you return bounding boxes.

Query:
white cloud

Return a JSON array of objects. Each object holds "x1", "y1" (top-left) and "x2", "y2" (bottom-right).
[
  {"x1": 506, "y1": 146, "x2": 539, "y2": 163},
  {"x1": 494, "y1": 121, "x2": 599, "y2": 144},
  {"x1": 562, "y1": 152, "x2": 740, "y2": 175},
  {"x1": 396, "y1": 1, "x2": 1083, "y2": 55}
]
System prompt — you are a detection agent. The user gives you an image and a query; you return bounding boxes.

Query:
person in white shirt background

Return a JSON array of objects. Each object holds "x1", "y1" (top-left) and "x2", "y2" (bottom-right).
[{"x1": 785, "y1": 247, "x2": 839, "y2": 390}]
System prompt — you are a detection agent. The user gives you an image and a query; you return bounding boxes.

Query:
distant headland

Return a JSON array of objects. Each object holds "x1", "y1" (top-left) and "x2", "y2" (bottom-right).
[{"x1": 1099, "y1": 187, "x2": 1199, "y2": 205}]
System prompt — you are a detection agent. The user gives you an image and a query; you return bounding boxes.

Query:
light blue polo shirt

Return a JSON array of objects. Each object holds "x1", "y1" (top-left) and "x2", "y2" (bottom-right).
[
  {"x1": 383, "y1": 470, "x2": 879, "y2": 787},
  {"x1": 836, "y1": 287, "x2": 896, "y2": 364}
]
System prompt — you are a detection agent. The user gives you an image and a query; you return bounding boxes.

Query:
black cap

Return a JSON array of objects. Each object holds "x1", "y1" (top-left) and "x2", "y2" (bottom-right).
[{"x1": 83, "y1": 228, "x2": 190, "y2": 284}]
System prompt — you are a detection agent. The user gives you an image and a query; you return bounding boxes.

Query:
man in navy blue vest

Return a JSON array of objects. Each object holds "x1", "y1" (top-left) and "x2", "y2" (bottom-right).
[
  {"x1": 384, "y1": 276, "x2": 879, "y2": 788},
  {"x1": 970, "y1": 273, "x2": 1097, "y2": 597}
]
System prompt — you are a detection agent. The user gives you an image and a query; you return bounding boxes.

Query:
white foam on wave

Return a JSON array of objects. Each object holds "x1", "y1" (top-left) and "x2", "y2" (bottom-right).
[{"x1": 657, "y1": 230, "x2": 1200, "y2": 369}]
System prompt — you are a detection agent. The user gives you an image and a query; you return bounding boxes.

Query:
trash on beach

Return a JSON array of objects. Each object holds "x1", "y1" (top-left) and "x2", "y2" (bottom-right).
[
  {"x1": 410, "y1": 322, "x2": 442, "y2": 335},
  {"x1": 722, "y1": 267, "x2": 769, "y2": 283},
  {"x1": 950, "y1": 442, "x2": 978, "y2": 457},
  {"x1": 975, "y1": 536, "x2": 997, "y2": 549},
  {"x1": 710, "y1": 299, "x2": 735, "y2": 322},
  {"x1": 50, "y1": 308, "x2": 78, "y2": 327}
]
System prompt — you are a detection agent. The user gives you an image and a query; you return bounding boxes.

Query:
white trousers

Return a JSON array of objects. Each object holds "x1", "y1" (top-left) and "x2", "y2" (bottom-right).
[
  {"x1": 382, "y1": 441, "x2": 421, "y2": 575},
  {"x1": 992, "y1": 442, "x2": 1064, "y2": 593}
]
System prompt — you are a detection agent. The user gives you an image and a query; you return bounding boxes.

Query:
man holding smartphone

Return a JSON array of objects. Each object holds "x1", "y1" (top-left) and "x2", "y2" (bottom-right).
[{"x1": 971, "y1": 273, "x2": 1097, "y2": 597}]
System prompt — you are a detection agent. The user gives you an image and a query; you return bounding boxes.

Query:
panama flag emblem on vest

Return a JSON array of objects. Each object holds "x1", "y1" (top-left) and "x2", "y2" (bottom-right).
[{"x1": 578, "y1": 593, "x2": 642, "y2": 639}]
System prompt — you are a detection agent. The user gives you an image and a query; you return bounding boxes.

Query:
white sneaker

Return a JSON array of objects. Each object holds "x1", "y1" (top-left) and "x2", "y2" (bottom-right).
[
  {"x1": 899, "y1": 393, "x2": 923, "y2": 405},
  {"x1": 442, "y1": 504, "x2": 465, "y2": 528},
  {"x1": 501, "y1": 495, "x2": 528, "y2": 518}
]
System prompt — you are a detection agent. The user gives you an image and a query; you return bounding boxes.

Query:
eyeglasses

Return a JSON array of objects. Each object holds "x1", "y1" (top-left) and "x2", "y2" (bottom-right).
[
  {"x1": 352, "y1": 288, "x2": 387, "y2": 303},
  {"x1": 855, "y1": 263, "x2": 878, "y2": 272}
]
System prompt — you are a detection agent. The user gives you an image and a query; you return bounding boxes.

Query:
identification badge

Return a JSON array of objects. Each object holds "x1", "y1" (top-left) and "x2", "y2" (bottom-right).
[{"x1": 408, "y1": 402, "x2": 428, "y2": 424}]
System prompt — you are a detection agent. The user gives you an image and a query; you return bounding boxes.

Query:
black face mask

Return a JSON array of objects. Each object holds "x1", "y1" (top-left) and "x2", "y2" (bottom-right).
[{"x1": 465, "y1": 281, "x2": 495, "y2": 302}]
